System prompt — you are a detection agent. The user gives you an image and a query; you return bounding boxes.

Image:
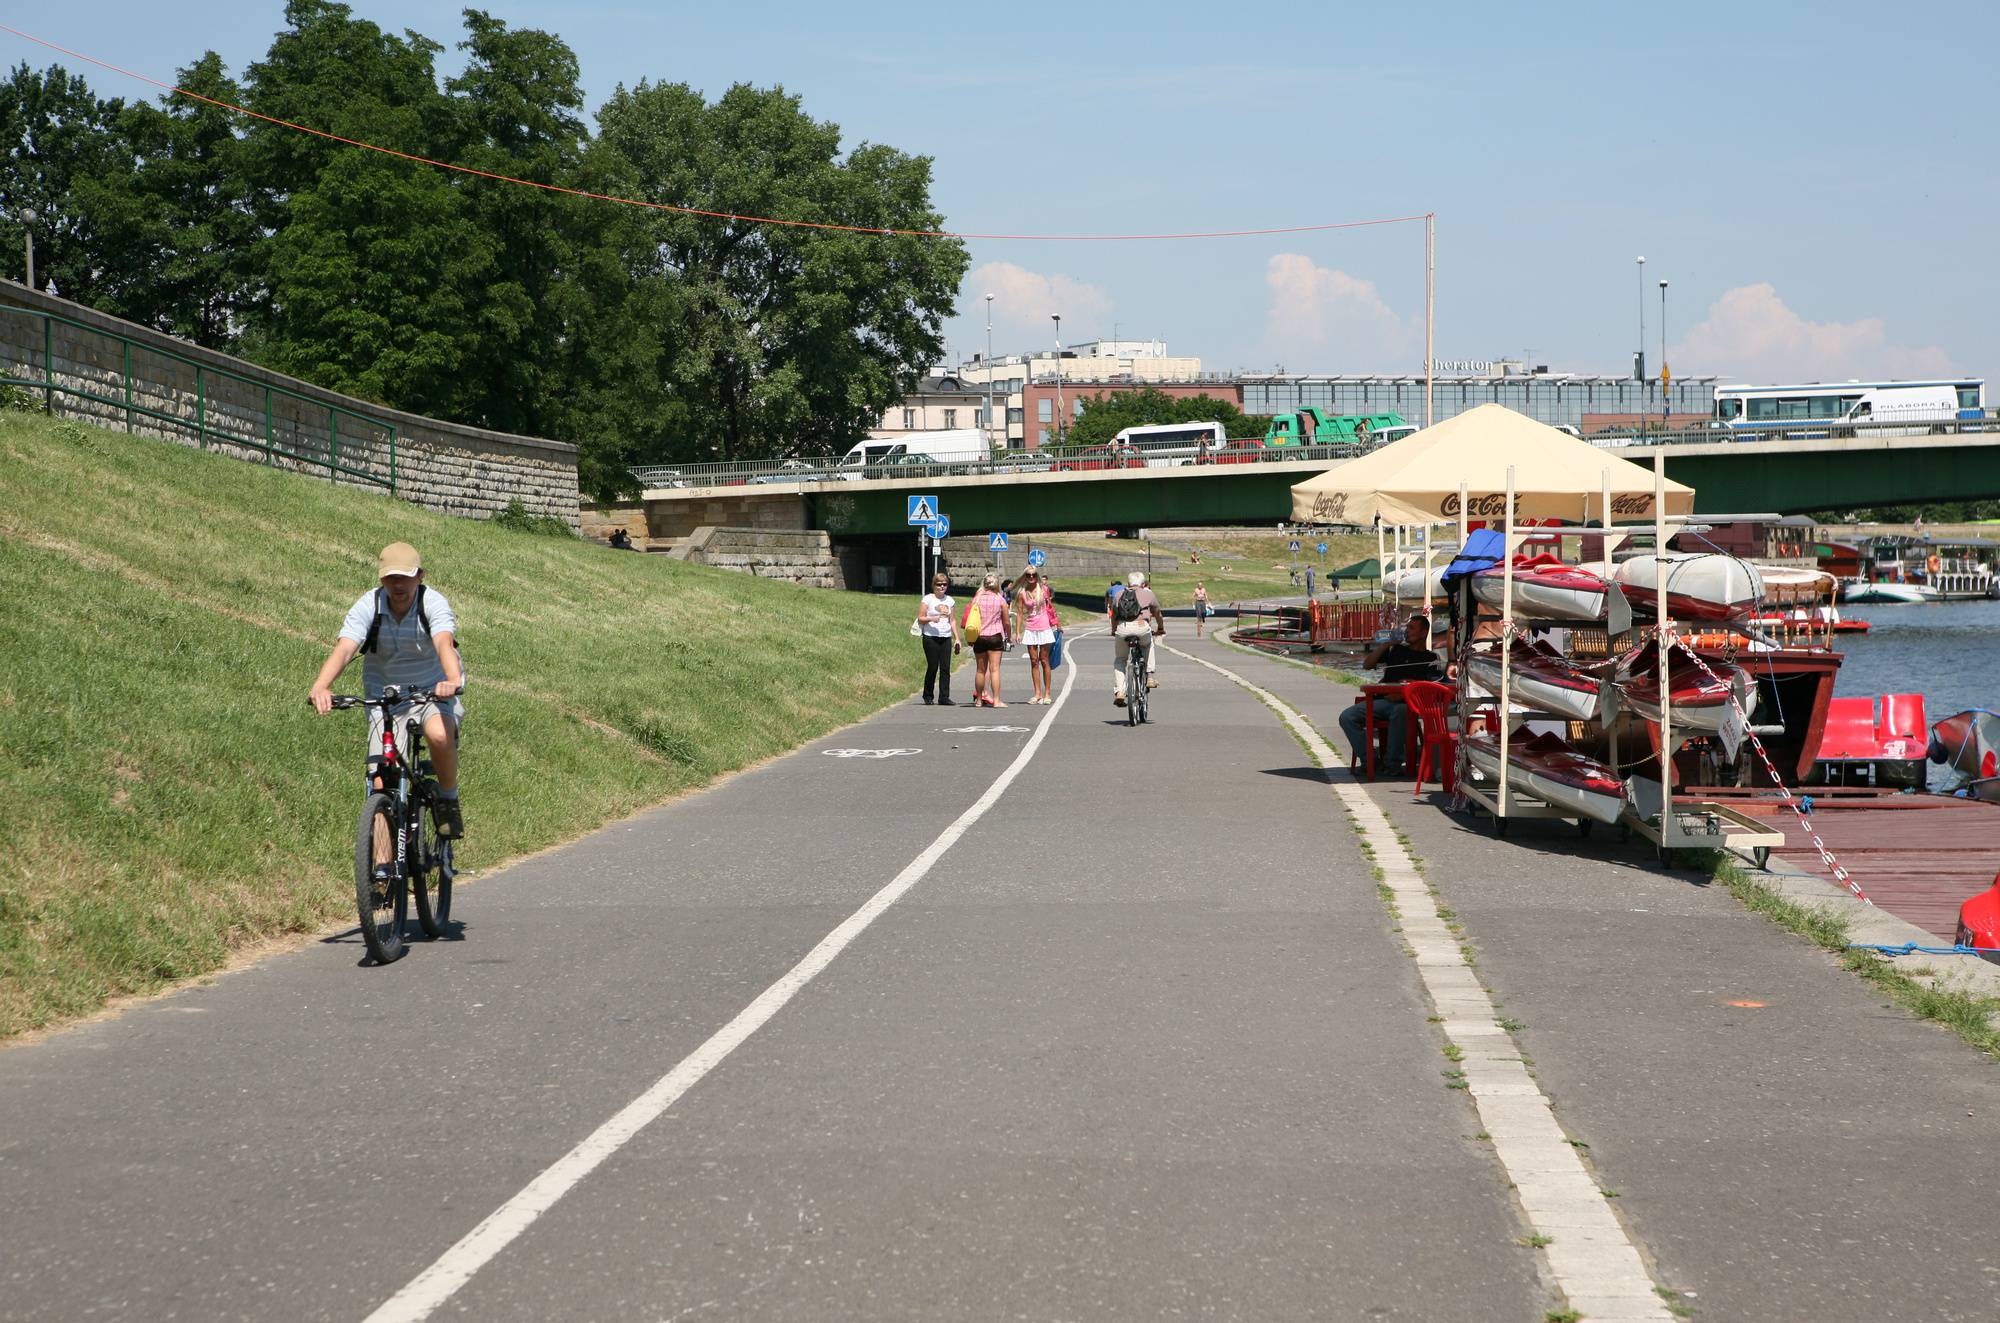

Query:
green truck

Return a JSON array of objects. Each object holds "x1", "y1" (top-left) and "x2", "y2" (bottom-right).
[{"x1": 1262, "y1": 409, "x2": 1416, "y2": 448}]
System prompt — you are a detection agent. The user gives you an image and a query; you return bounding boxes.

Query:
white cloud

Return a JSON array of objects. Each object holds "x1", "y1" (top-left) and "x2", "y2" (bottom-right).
[
  {"x1": 1671, "y1": 283, "x2": 1955, "y2": 382},
  {"x1": 961, "y1": 261, "x2": 1112, "y2": 349},
  {"x1": 1261, "y1": 253, "x2": 1412, "y2": 370}
]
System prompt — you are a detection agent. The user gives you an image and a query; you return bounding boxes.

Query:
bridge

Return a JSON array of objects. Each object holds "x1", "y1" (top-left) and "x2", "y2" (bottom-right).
[{"x1": 626, "y1": 425, "x2": 2000, "y2": 542}]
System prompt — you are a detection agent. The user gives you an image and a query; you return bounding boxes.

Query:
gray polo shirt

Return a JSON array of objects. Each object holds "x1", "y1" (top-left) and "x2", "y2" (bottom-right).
[{"x1": 339, "y1": 588, "x2": 458, "y2": 698}]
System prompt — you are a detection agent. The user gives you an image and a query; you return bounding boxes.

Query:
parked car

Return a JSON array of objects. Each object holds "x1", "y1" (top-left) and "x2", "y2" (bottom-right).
[
  {"x1": 748, "y1": 459, "x2": 825, "y2": 484},
  {"x1": 863, "y1": 452, "x2": 938, "y2": 478}
]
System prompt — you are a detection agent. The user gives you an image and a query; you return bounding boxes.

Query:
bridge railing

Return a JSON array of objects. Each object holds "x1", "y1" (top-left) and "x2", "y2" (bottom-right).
[
  {"x1": 0, "y1": 303, "x2": 398, "y2": 491},
  {"x1": 1584, "y1": 411, "x2": 1998, "y2": 450},
  {"x1": 630, "y1": 440, "x2": 1369, "y2": 490}
]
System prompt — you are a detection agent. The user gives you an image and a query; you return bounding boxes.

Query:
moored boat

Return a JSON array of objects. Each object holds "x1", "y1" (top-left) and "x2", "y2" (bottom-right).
[
  {"x1": 1843, "y1": 580, "x2": 1935, "y2": 605},
  {"x1": 1463, "y1": 731, "x2": 1627, "y2": 824},
  {"x1": 1465, "y1": 638, "x2": 1606, "y2": 723},
  {"x1": 1810, "y1": 694, "x2": 1927, "y2": 788},
  {"x1": 1612, "y1": 551, "x2": 1762, "y2": 622},
  {"x1": 1929, "y1": 709, "x2": 2000, "y2": 803}
]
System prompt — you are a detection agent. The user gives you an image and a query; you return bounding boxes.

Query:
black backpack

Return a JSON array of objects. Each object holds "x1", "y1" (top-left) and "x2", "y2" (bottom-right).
[
  {"x1": 1113, "y1": 586, "x2": 1145, "y2": 623},
  {"x1": 360, "y1": 585, "x2": 436, "y2": 655}
]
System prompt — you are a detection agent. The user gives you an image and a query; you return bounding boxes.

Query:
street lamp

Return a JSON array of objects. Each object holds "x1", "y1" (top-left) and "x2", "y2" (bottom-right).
[
  {"x1": 1658, "y1": 279, "x2": 1670, "y2": 425},
  {"x1": 21, "y1": 207, "x2": 38, "y2": 291},
  {"x1": 984, "y1": 292, "x2": 995, "y2": 452},
  {"x1": 1635, "y1": 255, "x2": 1645, "y2": 384},
  {"x1": 1051, "y1": 313, "x2": 1064, "y2": 448}
]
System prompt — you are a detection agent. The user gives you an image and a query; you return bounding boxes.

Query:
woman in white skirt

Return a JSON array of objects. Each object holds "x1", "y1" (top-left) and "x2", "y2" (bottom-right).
[{"x1": 1013, "y1": 568, "x2": 1060, "y2": 704}]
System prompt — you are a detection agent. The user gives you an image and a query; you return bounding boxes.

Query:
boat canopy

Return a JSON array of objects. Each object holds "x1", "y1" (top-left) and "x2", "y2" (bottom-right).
[{"x1": 1288, "y1": 403, "x2": 1696, "y2": 527}]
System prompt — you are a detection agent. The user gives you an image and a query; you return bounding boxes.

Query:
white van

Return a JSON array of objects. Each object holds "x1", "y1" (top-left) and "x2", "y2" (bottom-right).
[{"x1": 834, "y1": 429, "x2": 988, "y2": 479}]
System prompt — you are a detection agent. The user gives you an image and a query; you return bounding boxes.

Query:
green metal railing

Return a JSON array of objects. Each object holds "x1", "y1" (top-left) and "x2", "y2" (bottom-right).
[{"x1": 0, "y1": 303, "x2": 398, "y2": 492}]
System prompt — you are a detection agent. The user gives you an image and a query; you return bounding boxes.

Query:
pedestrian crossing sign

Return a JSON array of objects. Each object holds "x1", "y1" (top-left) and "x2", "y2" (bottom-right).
[
  {"x1": 1288, "y1": 539, "x2": 1301, "y2": 552},
  {"x1": 907, "y1": 495, "x2": 940, "y2": 525},
  {"x1": 988, "y1": 532, "x2": 1009, "y2": 552}
]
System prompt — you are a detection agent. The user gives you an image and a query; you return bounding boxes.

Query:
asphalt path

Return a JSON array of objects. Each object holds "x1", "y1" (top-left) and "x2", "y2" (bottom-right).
[
  {"x1": 1194, "y1": 631, "x2": 2000, "y2": 1322},
  {"x1": 1, "y1": 632, "x2": 1544, "y2": 1321}
]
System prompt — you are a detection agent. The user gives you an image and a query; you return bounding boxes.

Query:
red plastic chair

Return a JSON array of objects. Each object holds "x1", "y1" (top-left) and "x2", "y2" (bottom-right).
[{"x1": 1402, "y1": 680, "x2": 1460, "y2": 798}]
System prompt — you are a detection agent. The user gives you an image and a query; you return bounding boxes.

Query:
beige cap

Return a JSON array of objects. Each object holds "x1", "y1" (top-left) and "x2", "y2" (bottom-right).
[{"x1": 378, "y1": 542, "x2": 422, "y2": 578}]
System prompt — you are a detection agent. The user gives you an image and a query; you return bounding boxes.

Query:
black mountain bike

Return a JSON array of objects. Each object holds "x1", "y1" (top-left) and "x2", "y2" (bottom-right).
[
  {"x1": 1124, "y1": 635, "x2": 1152, "y2": 726},
  {"x1": 328, "y1": 686, "x2": 455, "y2": 964}
]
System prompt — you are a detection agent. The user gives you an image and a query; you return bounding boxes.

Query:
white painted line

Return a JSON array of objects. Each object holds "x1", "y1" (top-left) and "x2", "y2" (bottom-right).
[
  {"x1": 364, "y1": 651, "x2": 1083, "y2": 1323},
  {"x1": 1159, "y1": 643, "x2": 1672, "y2": 1321}
]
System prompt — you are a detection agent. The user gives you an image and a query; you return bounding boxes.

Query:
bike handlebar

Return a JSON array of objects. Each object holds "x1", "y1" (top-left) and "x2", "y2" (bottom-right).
[{"x1": 324, "y1": 687, "x2": 440, "y2": 711}]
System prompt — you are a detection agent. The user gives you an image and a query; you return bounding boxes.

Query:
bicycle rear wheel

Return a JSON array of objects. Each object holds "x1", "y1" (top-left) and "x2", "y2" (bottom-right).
[
  {"x1": 412, "y1": 794, "x2": 454, "y2": 938},
  {"x1": 354, "y1": 792, "x2": 408, "y2": 964},
  {"x1": 1126, "y1": 646, "x2": 1144, "y2": 725}
]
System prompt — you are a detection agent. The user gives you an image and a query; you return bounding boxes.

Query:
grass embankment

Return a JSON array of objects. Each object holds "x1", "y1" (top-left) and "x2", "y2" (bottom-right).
[{"x1": 0, "y1": 413, "x2": 917, "y2": 1037}]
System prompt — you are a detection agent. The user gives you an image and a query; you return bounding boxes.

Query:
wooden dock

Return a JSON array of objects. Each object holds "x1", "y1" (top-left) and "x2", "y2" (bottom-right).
[{"x1": 1730, "y1": 792, "x2": 2000, "y2": 940}]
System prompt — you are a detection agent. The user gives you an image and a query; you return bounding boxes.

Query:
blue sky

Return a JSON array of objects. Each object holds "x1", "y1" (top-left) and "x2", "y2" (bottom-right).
[{"x1": 23, "y1": 1, "x2": 2000, "y2": 385}]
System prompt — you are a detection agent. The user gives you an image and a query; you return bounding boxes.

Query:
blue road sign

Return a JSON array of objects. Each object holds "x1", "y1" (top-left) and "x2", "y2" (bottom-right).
[
  {"x1": 906, "y1": 494, "x2": 941, "y2": 526},
  {"x1": 928, "y1": 514, "x2": 951, "y2": 539},
  {"x1": 989, "y1": 531, "x2": 1009, "y2": 552},
  {"x1": 1287, "y1": 539, "x2": 1301, "y2": 553},
  {"x1": 1316, "y1": 542, "x2": 1328, "y2": 556},
  {"x1": 1026, "y1": 548, "x2": 1047, "y2": 568}
]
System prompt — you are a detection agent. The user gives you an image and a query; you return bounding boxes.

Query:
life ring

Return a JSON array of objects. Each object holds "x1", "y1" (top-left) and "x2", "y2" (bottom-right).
[{"x1": 1927, "y1": 554, "x2": 1942, "y2": 575}]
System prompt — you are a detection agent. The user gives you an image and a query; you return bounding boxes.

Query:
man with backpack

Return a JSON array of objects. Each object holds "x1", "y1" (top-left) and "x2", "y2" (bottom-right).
[
  {"x1": 308, "y1": 541, "x2": 466, "y2": 838},
  {"x1": 1106, "y1": 570, "x2": 1164, "y2": 708}
]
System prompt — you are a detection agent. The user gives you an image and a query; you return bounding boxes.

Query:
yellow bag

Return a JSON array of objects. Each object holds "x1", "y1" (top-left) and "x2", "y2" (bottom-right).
[{"x1": 961, "y1": 601, "x2": 982, "y2": 644}]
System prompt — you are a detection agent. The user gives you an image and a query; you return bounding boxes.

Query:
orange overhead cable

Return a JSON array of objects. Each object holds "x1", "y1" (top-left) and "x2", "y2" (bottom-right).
[{"x1": 0, "y1": 22, "x2": 1431, "y2": 243}]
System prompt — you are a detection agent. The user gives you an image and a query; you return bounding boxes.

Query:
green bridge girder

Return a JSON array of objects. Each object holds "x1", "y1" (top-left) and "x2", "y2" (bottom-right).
[{"x1": 658, "y1": 436, "x2": 2000, "y2": 539}]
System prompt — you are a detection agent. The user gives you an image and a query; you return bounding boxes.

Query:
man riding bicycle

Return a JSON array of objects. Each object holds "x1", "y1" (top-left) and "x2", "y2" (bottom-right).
[
  {"x1": 308, "y1": 541, "x2": 466, "y2": 838},
  {"x1": 1107, "y1": 570, "x2": 1165, "y2": 708}
]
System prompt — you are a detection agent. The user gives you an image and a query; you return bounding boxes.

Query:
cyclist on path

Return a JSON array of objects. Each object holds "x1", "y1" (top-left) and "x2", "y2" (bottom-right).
[
  {"x1": 1107, "y1": 570, "x2": 1164, "y2": 708},
  {"x1": 309, "y1": 541, "x2": 466, "y2": 838}
]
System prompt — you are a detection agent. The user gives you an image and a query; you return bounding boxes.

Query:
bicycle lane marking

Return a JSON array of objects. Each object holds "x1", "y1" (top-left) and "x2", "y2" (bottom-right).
[
  {"x1": 363, "y1": 639, "x2": 1087, "y2": 1323},
  {"x1": 1159, "y1": 641, "x2": 1675, "y2": 1323}
]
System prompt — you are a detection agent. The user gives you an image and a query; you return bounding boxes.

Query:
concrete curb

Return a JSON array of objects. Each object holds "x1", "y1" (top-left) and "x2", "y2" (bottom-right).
[{"x1": 1751, "y1": 854, "x2": 2000, "y2": 1001}]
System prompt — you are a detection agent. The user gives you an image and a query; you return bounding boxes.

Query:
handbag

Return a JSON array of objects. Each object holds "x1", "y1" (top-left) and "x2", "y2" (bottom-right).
[
  {"x1": 910, "y1": 618, "x2": 923, "y2": 637},
  {"x1": 1048, "y1": 628, "x2": 1065, "y2": 669},
  {"x1": 961, "y1": 600, "x2": 982, "y2": 644}
]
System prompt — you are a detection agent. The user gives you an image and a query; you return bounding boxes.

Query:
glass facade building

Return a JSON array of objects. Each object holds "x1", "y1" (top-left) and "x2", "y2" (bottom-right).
[{"x1": 1240, "y1": 375, "x2": 1717, "y2": 430}]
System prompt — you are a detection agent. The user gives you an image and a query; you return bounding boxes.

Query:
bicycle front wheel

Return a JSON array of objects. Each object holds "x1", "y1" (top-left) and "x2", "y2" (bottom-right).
[
  {"x1": 412, "y1": 797, "x2": 454, "y2": 938},
  {"x1": 354, "y1": 792, "x2": 408, "y2": 964}
]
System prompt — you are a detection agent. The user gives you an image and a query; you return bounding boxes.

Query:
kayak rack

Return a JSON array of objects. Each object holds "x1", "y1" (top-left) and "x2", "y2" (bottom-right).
[{"x1": 1451, "y1": 460, "x2": 1784, "y2": 867}]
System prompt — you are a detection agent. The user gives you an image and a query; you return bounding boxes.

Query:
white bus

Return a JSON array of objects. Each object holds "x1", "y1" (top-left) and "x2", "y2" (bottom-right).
[
  {"x1": 1712, "y1": 379, "x2": 1985, "y2": 438},
  {"x1": 1111, "y1": 420, "x2": 1228, "y2": 467}
]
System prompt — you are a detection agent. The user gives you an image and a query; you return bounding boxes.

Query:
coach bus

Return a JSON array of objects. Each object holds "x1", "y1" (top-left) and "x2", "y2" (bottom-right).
[
  {"x1": 1111, "y1": 421, "x2": 1229, "y2": 466},
  {"x1": 1711, "y1": 379, "x2": 1985, "y2": 438}
]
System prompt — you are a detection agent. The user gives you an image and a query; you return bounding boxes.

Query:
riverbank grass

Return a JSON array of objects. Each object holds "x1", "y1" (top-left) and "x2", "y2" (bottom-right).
[{"x1": 0, "y1": 411, "x2": 915, "y2": 1037}]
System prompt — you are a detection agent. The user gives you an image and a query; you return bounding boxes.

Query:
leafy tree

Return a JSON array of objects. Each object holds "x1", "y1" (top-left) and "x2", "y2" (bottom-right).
[
  {"x1": 591, "y1": 80, "x2": 968, "y2": 466},
  {"x1": 77, "y1": 53, "x2": 257, "y2": 348},
  {"x1": 234, "y1": 1, "x2": 490, "y2": 414},
  {"x1": 1063, "y1": 387, "x2": 1268, "y2": 448},
  {"x1": 0, "y1": 62, "x2": 128, "y2": 301}
]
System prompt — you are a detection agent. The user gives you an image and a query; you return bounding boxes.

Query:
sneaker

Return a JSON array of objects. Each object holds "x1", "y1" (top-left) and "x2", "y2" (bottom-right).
[
  {"x1": 434, "y1": 799, "x2": 464, "y2": 840},
  {"x1": 1114, "y1": 695, "x2": 1127, "y2": 707},
  {"x1": 1146, "y1": 677, "x2": 1158, "y2": 690}
]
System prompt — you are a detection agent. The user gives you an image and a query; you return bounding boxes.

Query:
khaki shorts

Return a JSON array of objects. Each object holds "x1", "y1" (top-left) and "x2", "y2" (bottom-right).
[{"x1": 367, "y1": 696, "x2": 463, "y2": 752}]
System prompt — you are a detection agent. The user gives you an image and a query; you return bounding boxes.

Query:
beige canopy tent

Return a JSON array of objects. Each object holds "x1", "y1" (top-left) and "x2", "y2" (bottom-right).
[{"x1": 1289, "y1": 404, "x2": 1696, "y2": 527}]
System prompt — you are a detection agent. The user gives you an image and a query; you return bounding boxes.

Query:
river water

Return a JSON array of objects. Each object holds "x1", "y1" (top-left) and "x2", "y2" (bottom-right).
[{"x1": 1831, "y1": 598, "x2": 2000, "y2": 720}]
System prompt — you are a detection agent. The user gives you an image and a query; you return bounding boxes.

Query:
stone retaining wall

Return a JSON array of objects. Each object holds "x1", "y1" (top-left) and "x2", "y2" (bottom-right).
[
  {"x1": 938, "y1": 536, "x2": 1177, "y2": 584},
  {"x1": 669, "y1": 526, "x2": 856, "y2": 589},
  {"x1": 0, "y1": 283, "x2": 580, "y2": 525}
]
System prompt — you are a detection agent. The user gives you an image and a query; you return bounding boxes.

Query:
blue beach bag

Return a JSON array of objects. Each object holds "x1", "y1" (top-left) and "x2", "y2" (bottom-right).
[{"x1": 1048, "y1": 628, "x2": 1065, "y2": 669}]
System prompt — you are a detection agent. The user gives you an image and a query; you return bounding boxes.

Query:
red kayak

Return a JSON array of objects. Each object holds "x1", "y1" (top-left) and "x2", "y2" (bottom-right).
[
  {"x1": 1469, "y1": 555, "x2": 1624, "y2": 624},
  {"x1": 1613, "y1": 638, "x2": 1751, "y2": 734},
  {"x1": 1957, "y1": 870, "x2": 2000, "y2": 962},
  {"x1": 1464, "y1": 731, "x2": 1627, "y2": 824},
  {"x1": 1465, "y1": 637, "x2": 1608, "y2": 723}
]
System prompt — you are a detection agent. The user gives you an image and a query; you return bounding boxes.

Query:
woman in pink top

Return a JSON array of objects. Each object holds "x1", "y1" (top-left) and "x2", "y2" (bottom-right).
[
  {"x1": 1012, "y1": 568, "x2": 1059, "y2": 703},
  {"x1": 963, "y1": 573, "x2": 1013, "y2": 707}
]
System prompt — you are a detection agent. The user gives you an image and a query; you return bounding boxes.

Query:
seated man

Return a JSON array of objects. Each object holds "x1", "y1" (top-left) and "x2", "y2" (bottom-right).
[{"x1": 1338, "y1": 614, "x2": 1441, "y2": 776}]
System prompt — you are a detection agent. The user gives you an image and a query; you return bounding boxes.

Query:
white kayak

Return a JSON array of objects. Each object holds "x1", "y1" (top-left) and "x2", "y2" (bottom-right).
[
  {"x1": 1469, "y1": 555, "x2": 1631, "y2": 633},
  {"x1": 1612, "y1": 552, "x2": 1762, "y2": 623},
  {"x1": 1384, "y1": 565, "x2": 1447, "y2": 600},
  {"x1": 1464, "y1": 731, "x2": 1628, "y2": 825},
  {"x1": 1464, "y1": 638, "x2": 1607, "y2": 723}
]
